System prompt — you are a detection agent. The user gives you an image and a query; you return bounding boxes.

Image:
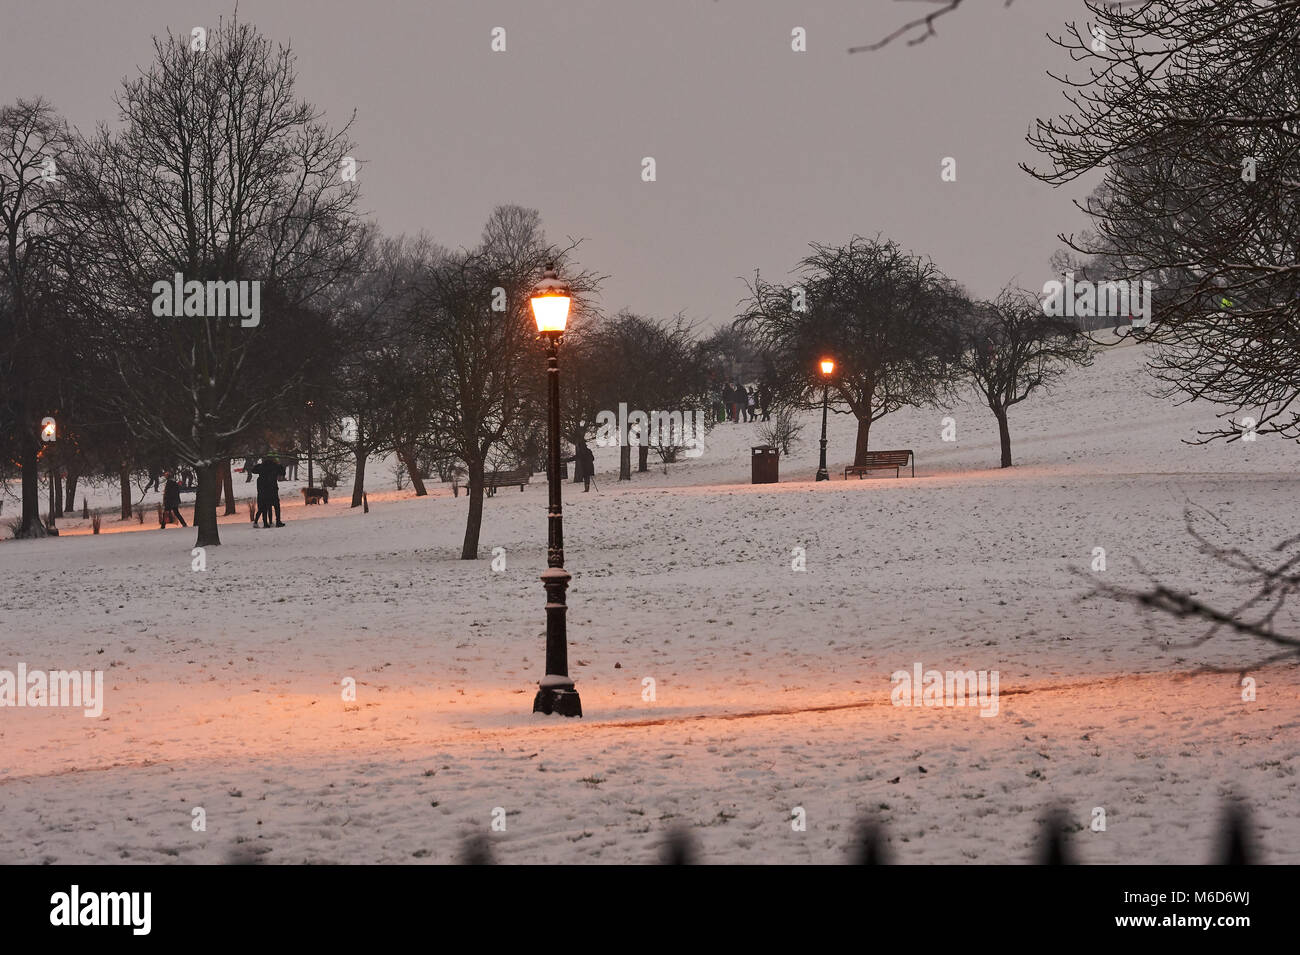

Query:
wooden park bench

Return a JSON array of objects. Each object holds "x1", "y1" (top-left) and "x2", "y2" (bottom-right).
[
  {"x1": 452, "y1": 469, "x2": 531, "y2": 497},
  {"x1": 844, "y1": 449, "x2": 915, "y2": 479}
]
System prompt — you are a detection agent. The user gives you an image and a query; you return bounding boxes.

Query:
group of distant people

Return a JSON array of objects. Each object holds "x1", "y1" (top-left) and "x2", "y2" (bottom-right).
[
  {"x1": 719, "y1": 382, "x2": 771, "y2": 423},
  {"x1": 156, "y1": 455, "x2": 290, "y2": 529},
  {"x1": 248, "y1": 456, "x2": 287, "y2": 528}
]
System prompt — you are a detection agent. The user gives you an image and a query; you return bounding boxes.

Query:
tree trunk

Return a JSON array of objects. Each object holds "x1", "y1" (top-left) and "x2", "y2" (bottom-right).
[
  {"x1": 350, "y1": 449, "x2": 368, "y2": 507},
  {"x1": 853, "y1": 416, "x2": 872, "y2": 466},
  {"x1": 995, "y1": 408, "x2": 1013, "y2": 468},
  {"x1": 460, "y1": 457, "x2": 485, "y2": 559},
  {"x1": 47, "y1": 462, "x2": 63, "y2": 519},
  {"x1": 17, "y1": 428, "x2": 46, "y2": 537},
  {"x1": 193, "y1": 461, "x2": 221, "y2": 546},
  {"x1": 637, "y1": 445, "x2": 649, "y2": 472},
  {"x1": 119, "y1": 462, "x2": 132, "y2": 519},
  {"x1": 220, "y1": 458, "x2": 236, "y2": 515},
  {"x1": 397, "y1": 445, "x2": 426, "y2": 496},
  {"x1": 619, "y1": 444, "x2": 631, "y2": 481},
  {"x1": 64, "y1": 468, "x2": 80, "y2": 513}
]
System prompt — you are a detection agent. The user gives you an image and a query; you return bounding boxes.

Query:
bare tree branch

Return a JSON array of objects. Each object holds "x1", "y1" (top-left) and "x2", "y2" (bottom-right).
[{"x1": 1085, "y1": 506, "x2": 1300, "y2": 671}]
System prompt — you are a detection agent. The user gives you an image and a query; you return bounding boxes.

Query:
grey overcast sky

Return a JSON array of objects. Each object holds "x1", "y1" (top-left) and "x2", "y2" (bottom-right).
[{"x1": 1, "y1": 0, "x2": 1100, "y2": 328}]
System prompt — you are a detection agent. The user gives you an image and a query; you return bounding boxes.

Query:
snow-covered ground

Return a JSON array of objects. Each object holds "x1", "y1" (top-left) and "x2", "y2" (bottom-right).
[{"x1": 1, "y1": 339, "x2": 1296, "y2": 864}]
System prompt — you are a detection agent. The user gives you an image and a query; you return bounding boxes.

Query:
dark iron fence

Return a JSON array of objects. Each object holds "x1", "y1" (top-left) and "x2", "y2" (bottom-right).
[
  {"x1": 220, "y1": 801, "x2": 1255, "y2": 864},
  {"x1": 457, "y1": 801, "x2": 1256, "y2": 865}
]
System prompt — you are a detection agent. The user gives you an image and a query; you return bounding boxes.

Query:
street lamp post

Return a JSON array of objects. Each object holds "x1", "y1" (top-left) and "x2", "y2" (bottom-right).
[
  {"x1": 305, "y1": 400, "x2": 315, "y2": 489},
  {"x1": 41, "y1": 416, "x2": 58, "y2": 529},
  {"x1": 531, "y1": 264, "x2": 582, "y2": 718},
  {"x1": 816, "y1": 357, "x2": 834, "y2": 481}
]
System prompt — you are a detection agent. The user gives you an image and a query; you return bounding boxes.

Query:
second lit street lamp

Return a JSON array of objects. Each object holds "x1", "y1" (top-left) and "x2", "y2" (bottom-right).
[
  {"x1": 531, "y1": 264, "x2": 582, "y2": 717},
  {"x1": 816, "y1": 357, "x2": 834, "y2": 481}
]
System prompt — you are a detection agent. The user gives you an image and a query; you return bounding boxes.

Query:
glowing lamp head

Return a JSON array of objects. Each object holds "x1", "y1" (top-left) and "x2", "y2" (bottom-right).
[
  {"x1": 40, "y1": 416, "x2": 56, "y2": 442},
  {"x1": 819, "y1": 358, "x2": 835, "y2": 376},
  {"x1": 531, "y1": 263, "x2": 571, "y2": 336}
]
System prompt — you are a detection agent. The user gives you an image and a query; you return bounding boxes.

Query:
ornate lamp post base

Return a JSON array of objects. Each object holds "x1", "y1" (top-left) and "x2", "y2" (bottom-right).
[
  {"x1": 535, "y1": 506, "x2": 581, "y2": 718},
  {"x1": 533, "y1": 678, "x2": 583, "y2": 717}
]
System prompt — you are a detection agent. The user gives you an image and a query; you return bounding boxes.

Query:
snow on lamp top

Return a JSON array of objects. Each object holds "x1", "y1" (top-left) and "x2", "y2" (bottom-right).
[{"x1": 531, "y1": 263, "x2": 571, "y2": 335}]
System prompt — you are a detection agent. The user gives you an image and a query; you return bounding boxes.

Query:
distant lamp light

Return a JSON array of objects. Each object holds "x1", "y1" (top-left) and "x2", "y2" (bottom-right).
[
  {"x1": 531, "y1": 263, "x2": 571, "y2": 335},
  {"x1": 40, "y1": 417, "x2": 56, "y2": 442}
]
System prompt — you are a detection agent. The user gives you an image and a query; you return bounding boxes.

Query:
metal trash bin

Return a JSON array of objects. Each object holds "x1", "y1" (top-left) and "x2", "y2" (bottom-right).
[{"x1": 751, "y1": 445, "x2": 779, "y2": 484}]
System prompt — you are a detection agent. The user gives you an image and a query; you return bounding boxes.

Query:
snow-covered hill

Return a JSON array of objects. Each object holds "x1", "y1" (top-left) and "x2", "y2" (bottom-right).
[{"x1": 1, "y1": 340, "x2": 1295, "y2": 864}]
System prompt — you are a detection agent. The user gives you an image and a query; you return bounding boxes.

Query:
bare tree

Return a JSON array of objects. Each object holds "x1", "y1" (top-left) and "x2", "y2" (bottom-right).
[
  {"x1": 325, "y1": 232, "x2": 432, "y2": 506},
  {"x1": 69, "y1": 17, "x2": 363, "y2": 546},
  {"x1": 0, "y1": 98, "x2": 74, "y2": 538},
  {"x1": 737, "y1": 236, "x2": 962, "y2": 465},
  {"x1": 954, "y1": 287, "x2": 1093, "y2": 467},
  {"x1": 700, "y1": 323, "x2": 763, "y2": 387},
  {"x1": 1026, "y1": 1, "x2": 1300, "y2": 443},
  {"x1": 756, "y1": 407, "x2": 803, "y2": 456},
  {"x1": 577, "y1": 312, "x2": 712, "y2": 475},
  {"x1": 405, "y1": 206, "x2": 599, "y2": 559},
  {"x1": 383, "y1": 239, "x2": 441, "y2": 499},
  {"x1": 1090, "y1": 508, "x2": 1300, "y2": 670}
]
